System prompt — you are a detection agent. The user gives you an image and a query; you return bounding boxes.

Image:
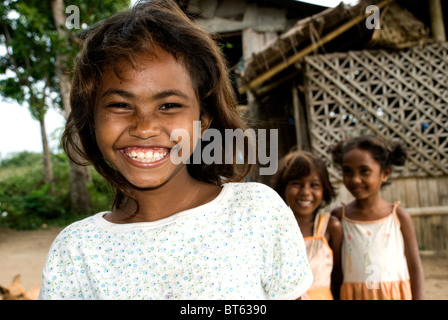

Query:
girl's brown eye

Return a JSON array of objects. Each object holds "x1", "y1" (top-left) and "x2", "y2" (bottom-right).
[
  {"x1": 160, "y1": 103, "x2": 182, "y2": 110},
  {"x1": 108, "y1": 103, "x2": 130, "y2": 109}
]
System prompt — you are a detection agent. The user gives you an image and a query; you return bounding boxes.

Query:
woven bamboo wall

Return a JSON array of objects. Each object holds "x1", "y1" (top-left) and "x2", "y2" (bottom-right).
[
  {"x1": 304, "y1": 42, "x2": 448, "y2": 181},
  {"x1": 303, "y1": 43, "x2": 448, "y2": 252}
]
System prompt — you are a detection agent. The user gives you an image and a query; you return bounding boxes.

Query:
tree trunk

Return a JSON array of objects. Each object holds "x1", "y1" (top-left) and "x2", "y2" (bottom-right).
[
  {"x1": 50, "y1": 0, "x2": 72, "y2": 116},
  {"x1": 3, "y1": 13, "x2": 57, "y2": 194},
  {"x1": 51, "y1": 0, "x2": 91, "y2": 214},
  {"x1": 39, "y1": 115, "x2": 55, "y2": 191}
]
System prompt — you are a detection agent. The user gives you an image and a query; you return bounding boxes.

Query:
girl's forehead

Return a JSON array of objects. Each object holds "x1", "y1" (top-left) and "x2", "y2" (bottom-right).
[
  {"x1": 342, "y1": 148, "x2": 377, "y2": 164},
  {"x1": 98, "y1": 49, "x2": 195, "y2": 96},
  {"x1": 290, "y1": 168, "x2": 320, "y2": 181},
  {"x1": 107, "y1": 48, "x2": 181, "y2": 78}
]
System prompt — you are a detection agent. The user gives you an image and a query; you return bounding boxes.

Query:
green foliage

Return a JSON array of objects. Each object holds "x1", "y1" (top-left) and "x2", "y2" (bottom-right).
[
  {"x1": 0, "y1": 0, "x2": 131, "y2": 119},
  {"x1": 0, "y1": 1, "x2": 130, "y2": 224},
  {"x1": 0, "y1": 151, "x2": 42, "y2": 168},
  {"x1": 0, "y1": 152, "x2": 113, "y2": 230}
]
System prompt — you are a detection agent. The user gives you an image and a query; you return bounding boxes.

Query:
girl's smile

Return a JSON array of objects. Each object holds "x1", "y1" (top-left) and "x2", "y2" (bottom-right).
[
  {"x1": 120, "y1": 146, "x2": 171, "y2": 168},
  {"x1": 123, "y1": 147, "x2": 170, "y2": 163}
]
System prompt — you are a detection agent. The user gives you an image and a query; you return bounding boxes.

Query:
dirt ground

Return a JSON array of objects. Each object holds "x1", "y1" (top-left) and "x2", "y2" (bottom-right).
[{"x1": 1, "y1": 227, "x2": 447, "y2": 300}]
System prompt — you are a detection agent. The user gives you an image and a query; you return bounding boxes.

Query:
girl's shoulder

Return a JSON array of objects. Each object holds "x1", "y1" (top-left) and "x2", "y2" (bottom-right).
[
  {"x1": 223, "y1": 182, "x2": 292, "y2": 216},
  {"x1": 394, "y1": 204, "x2": 409, "y2": 217},
  {"x1": 325, "y1": 214, "x2": 343, "y2": 252},
  {"x1": 330, "y1": 206, "x2": 344, "y2": 220},
  {"x1": 224, "y1": 181, "x2": 275, "y2": 191},
  {"x1": 322, "y1": 213, "x2": 342, "y2": 240},
  {"x1": 50, "y1": 213, "x2": 104, "y2": 246},
  {"x1": 223, "y1": 181, "x2": 282, "y2": 200},
  {"x1": 327, "y1": 214, "x2": 342, "y2": 231},
  {"x1": 394, "y1": 205, "x2": 413, "y2": 227}
]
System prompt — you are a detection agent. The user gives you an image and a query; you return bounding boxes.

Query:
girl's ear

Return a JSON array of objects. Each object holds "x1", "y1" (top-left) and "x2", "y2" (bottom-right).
[
  {"x1": 200, "y1": 112, "x2": 213, "y2": 137},
  {"x1": 381, "y1": 167, "x2": 392, "y2": 183}
]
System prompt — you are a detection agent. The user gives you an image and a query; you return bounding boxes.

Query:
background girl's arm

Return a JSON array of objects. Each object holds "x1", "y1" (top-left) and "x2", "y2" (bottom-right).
[
  {"x1": 328, "y1": 215, "x2": 343, "y2": 299},
  {"x1": 397, "y1": 207, "x2": 425, "y2": 300},
  {"x1": 330, "y1": 206, "x2": 343, "y2": 220}
]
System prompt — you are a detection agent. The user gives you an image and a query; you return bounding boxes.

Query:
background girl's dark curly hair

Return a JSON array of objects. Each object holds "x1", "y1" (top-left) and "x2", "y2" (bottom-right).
[
  {"x1": 271, "y1": 150, "x2": 336, "y2": 210},
  {"x1": 330, "y1": 134, "x2": 407, "y2": 187},
  {"x1": 62, "y1": 0, "x2": 253, "y2": 214}
]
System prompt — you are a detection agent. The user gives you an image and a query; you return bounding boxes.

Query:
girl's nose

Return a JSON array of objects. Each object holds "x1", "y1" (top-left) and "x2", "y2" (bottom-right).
[
  {"x1": 129, "y1": 115, "x2": 161, "y2": 139},
  {"x1": 350, "y1": 173, "x2": 362, "y2": 184},
  {"x1": 299, "y1": 185, "x2": 311, "y2": 195}
]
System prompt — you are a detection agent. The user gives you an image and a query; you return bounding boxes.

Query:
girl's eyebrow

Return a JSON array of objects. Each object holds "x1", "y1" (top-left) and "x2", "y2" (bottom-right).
[
  {"x1": 101, "y1": 89, "x2": 134, "y2": 99},
  {"x1": 100, "y1": 88, "x2": 191, "y2": 101},
  {"x1": 153, "y1": 89, "x2": 190, "y2": 101}
]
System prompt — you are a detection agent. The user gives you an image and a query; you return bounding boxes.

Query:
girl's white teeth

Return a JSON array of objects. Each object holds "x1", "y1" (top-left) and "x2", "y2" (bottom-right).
[{"x1": 126, "y1": 150, "x2": 168, "y2": 163}]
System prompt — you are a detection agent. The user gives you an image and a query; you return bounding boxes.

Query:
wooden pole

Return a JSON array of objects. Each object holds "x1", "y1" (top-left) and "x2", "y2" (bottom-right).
[
  {"x1": 292, "y1": 83, "x2": 302, "y2": 150},
  {"x1": 407, "y1": 206, "x2": 448, "y2": 216},
  {"x1": 239, "y1": 0, "x2": 395, "y2": 94},
  {"x1": 429, "y1": 0, "x2": 446, "y2": 42}
]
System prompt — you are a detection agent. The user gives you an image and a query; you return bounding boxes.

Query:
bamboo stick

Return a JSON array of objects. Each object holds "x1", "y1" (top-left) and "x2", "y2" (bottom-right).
[
  {"x1": 407, "y1": 206, "x2": 448, "y2": 216},
  {"x1": 429, "y1": 0, "x2": 446, "y2": 42},
  {"x1": 292, "y1": 84, "x2": 302, "y2": 150}
]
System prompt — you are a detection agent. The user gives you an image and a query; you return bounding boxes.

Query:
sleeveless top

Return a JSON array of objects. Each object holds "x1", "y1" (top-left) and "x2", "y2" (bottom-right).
[
  {"x1": 340, "y1": 202, "x2": 412, "y2": 300},
  {"x1": 304, "y1": 212, "x2": 334, "y2": 300}
]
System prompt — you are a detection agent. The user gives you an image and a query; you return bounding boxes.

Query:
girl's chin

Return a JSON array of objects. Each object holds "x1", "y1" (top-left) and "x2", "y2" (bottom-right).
[
  {"x1": 125, "y1": 166, "x2": 188, "y2": 190},
  {"x1": 292, "y1": 206, "x2": 318, "y2": 216},
  {"x1": 126, "y1": 173, "x2": 178, "y2": 190},
  {"x1": 130, "y1": 181, "x2": 165, "y2": 190}
]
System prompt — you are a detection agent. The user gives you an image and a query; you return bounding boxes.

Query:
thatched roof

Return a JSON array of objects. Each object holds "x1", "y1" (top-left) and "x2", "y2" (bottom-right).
[{"x1": 240, "y1": 0, "x2": 431, "y2": 94}]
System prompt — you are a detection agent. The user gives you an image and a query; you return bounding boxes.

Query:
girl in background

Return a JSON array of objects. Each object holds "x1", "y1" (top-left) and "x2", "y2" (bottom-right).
[
  {"x1": 330, "y1": 135, "x2": 425, "y2": 299},
  {"x1": 272, "y1": 150, "x2": 342, "y2": 299}
]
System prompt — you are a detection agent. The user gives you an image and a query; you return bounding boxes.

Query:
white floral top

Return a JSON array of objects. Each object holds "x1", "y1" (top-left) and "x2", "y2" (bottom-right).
[{"x1": 39, "y1": 182, "x2": 312, "y2": 300}]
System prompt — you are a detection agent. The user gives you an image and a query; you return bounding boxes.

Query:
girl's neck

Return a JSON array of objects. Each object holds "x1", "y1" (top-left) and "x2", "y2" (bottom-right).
[
  {"x1": 354, "y1": 193, "x2": 382, "y2": 208},
  {"x1": 349, "y1": 193, "x2": 391, "y2": 220},
  {"x1": 295, "y1": 213, "x2": 315, "y2": 237},
  {"x1": 107, "y1": 171, "x2": 222, "y2": 223}
]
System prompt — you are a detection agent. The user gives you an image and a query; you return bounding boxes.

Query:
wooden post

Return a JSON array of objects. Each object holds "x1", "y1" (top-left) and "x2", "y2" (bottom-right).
[
  {"x1": 292, "y1": 83, "x2": 302, "y2": 150},
  {"x1": 241, "y1": 27, "x2": 277, "y2": 121},
  {"x1": 429, "y1": 0, "x2": 446, "y2": 42}
]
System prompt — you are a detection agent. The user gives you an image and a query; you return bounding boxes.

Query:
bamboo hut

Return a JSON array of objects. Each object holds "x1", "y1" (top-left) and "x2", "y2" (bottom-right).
[
  {"x1": 180, "y1": 0, "x2": 448, "y2": 253},
  {"x1": 238, "y1": 0, "x2": 448, "y2": 253}
]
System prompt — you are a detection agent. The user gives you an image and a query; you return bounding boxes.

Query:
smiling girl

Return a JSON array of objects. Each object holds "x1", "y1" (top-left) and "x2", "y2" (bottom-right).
[
  {"x1": 272, "y1": 150, "x2": 342, "y2": 299},
  {"x1": 38, "y1": 0, "x2": 312, "y2": 300},
  {"x1": 330, "y1": 135, "x2": 425, "y2": 300}
]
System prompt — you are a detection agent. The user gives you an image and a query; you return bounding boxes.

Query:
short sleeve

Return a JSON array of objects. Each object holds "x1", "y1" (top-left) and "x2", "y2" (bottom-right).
[
  {"x1": 257, "y1": 184, "x2": 313, "y2": 299},
  {"x1": 39, "y1": 228, "x2": 83, "y2": 300}
]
